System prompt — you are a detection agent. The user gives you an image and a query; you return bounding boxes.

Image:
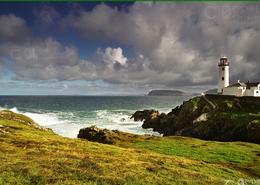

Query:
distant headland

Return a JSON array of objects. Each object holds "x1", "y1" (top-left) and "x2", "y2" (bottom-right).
[{"x1": 147, "y1": 90, "x2": 196, "y2": 96}]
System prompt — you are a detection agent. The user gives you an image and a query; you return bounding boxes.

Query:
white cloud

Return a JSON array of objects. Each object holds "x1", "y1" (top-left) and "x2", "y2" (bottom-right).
[
  {"x1": 103, "y1": 47, "x2": 128, "y2": 66},
  {"x1": 0, "y1": 3, "x2": 259, "y2": 89},
  {"x1": 64, "y1": 3, "x2": 260, "y2": 85}
]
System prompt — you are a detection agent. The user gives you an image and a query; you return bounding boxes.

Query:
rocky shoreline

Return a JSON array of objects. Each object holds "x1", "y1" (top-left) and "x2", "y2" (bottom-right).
[
  {"x1": 78, "y1": 95, "x2": 260, "y2": 144},
  {"x1": 130, "y1": 95, "x2": 260, "y2": 144}
]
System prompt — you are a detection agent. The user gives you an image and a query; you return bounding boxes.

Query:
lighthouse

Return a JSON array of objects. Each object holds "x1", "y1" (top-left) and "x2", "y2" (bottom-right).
[{"x1": 218, "y1": 57, "x2": 229, "y2": 94}]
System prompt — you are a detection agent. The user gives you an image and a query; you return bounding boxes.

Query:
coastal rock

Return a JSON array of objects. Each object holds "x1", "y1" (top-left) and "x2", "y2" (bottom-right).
[
  {"x1": 130, "y1": 110, "x2": 159, "y2": 122},
  {"x1": 78, "y1": 126, "x2": 112, "y2": 144},
  {"x1": 78, "y1": 125, "x2": 141, "y2": 144},
  {"x1": 131, "y1": 95, "x2": 260, "y2": 144},
  {"x1": 192, "y1": 113, "x2": 208, "y2": 124}
]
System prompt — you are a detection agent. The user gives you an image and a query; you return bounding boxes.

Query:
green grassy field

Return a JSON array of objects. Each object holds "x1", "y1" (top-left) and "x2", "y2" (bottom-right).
[{"x1": 0, "y1": 110, "x2": 259, "y2": 185}]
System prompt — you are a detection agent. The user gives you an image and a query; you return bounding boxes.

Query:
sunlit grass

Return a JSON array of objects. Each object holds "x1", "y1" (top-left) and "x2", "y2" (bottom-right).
[{"x1": 0, "y1": 110, "x2": 259, "y2": 185}]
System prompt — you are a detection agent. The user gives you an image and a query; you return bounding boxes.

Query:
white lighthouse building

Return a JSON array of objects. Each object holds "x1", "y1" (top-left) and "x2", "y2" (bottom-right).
[
  {"x1": 218, "y1": 57, "x2": 229, "y2": 94},
  {"x1": 216, "y1": 57, "x2": 260, "y2": 97}
]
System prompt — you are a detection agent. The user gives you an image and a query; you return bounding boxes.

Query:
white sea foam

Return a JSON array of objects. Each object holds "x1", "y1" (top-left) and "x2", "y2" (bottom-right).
[
  {"x1": 10, "y1": 107, "x2": 19, "y2": 113},
  {"x1": 24, "y1": 112, "x2": 63, "y2": 126},
  {"x1": 95, "y1": 110, "x2": 141, "y2": 126},
  {"x1": 93, "y1": 109, "x2": 160, "y2": 135},
  {"x1": 21, "y1": 111, "x2": 84, "y2": 138},
  {"x1": 0, "y1": 106, "x2": 160, "y2": 138},
  {"x1": 0, "y1": 106, "x2": 75, "y2": 137}
]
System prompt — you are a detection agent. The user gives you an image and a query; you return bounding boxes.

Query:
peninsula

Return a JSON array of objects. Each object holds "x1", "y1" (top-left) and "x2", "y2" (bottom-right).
[{"x1": 147, "y1": 90, "x2": 191, "y2": 96}]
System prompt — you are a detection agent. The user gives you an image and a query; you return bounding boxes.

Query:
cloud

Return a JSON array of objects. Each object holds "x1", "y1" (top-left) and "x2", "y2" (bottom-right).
[
  {"x1": 33, "y1": 5, "x2": 60, "y2": 25},
  {"x1": 0, "y1": 14, "x2": 30, "y2": 43},
  {"x1": 0, "y1": 3, "x2": 259, "y2": 90},
  {"x1": 64, "y1": 3, "x2": 260, "y2": 85},
  {"x1": 93, "y1": 47, "x2": 128, "y2": 72},
  {"x1": 103, "y1": 47, "x2": 128, "y2": 66},
  {"x1": 6, "y1": 38, "x2": 99, "y2": 81}
]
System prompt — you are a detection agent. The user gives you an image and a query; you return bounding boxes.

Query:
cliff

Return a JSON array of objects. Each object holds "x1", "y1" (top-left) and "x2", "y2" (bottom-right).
[{"x1": 131, "y1": 95, "x2": 260, "y2": 144}]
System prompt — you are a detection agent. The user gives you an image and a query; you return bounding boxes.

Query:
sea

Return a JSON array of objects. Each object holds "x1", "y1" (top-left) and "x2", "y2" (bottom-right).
[{"x1": 0, "y1": 96, "x2": 192, "y2": 138}]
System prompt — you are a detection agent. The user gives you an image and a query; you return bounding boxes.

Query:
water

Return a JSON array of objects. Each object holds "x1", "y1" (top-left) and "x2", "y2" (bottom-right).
[{"x1": 0, "y1": 96, "x2": 191, "y2": 138}]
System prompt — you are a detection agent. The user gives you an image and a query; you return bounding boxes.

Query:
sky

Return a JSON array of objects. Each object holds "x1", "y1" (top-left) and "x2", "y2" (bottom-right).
[{"x1": 0, "y1": 2, "x2": 259, "y2": 95}]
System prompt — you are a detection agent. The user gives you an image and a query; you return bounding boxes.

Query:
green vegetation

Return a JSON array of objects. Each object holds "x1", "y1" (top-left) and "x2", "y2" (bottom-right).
[
  {"x1": 132, "y1": 95, "x2": 260, "y2": 144},
  {"x1": 132, "y1": 137, "x2": 257, "y2": 164},
  {"x1": 0, "y1": 110, "x2": 259, "y2": 185}
]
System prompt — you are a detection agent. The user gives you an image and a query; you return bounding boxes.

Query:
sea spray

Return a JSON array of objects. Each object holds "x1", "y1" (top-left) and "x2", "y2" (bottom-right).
[{"x1": 0, "y1": 96, "x2": 189, "y2": 138}]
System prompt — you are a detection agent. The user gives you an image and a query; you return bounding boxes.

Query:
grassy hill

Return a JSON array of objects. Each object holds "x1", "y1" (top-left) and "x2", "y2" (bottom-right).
[{"x1": 0, "y1": 110, "x2": 259, "y2": 185}]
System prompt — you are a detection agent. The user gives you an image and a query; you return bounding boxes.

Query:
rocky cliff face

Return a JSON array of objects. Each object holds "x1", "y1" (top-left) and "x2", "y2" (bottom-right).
[{"x1": 131, "y1": 95, "x2": 260, "y2": 144}]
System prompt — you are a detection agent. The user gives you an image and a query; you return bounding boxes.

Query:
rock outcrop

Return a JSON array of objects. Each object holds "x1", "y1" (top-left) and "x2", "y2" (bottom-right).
[
  {"x1": 131, "y1": 95, "x2": 260, "y2": 144},
  {"x1": 78, "y1": 125, "x2": 143, "y2": 144},
  {"x1": 130, "y1": 109, "x2": 159, "y2": 122}
]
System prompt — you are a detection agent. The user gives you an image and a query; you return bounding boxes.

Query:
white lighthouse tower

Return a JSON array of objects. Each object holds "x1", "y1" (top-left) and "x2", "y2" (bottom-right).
[{"x1": 218, "y1": 57, "x2": 230, "y2": 94}]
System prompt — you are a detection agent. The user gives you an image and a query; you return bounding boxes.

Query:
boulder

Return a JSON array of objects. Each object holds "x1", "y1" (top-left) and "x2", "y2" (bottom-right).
[
  {"x1": 78, "y1": 126, "x2": 112, "y2": 144},
  {"x1": 78, "y1": 126, "x2": 141, "y2": 144}
]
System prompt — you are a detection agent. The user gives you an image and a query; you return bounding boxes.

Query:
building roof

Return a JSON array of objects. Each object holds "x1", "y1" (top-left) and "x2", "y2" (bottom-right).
[
  {"x1": 246, "y1": 82, "x2": 260, "y2": 88},
  {"x1": 228, "y1": 82, "x2": 260, "y2": 88},
  {"x1": 228, "y1": 82, "x2": 246, "y2": 87}
]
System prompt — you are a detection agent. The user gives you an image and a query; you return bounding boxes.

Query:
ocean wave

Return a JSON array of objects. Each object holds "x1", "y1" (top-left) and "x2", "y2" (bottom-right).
[
  {"x1": 0, "y1": 106, "x2": 77, "y2": 137},
  {"x1": 92, "y1": 109, "x2": 160, "y2": 135},
  {"x1": 0, "y1": 106, "x2": 160, "y2": 138},
  {"x1": 95, "y1": 109, "x2": 141, "y2": 125}
]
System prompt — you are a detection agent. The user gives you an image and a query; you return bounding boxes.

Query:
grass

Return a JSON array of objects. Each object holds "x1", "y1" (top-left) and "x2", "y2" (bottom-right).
[
  {"x1": 0, "y1": 110, "x2": 260, "y2": 185},
  {"x1": 131, "y1": 137, "x2": 257, "y2": 163}
]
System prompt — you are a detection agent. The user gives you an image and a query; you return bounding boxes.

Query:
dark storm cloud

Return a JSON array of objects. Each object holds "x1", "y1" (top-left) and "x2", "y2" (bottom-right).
[
  {"x1": 0, "y1": 14, "x2": 30, "y2": 43},
  {"x1": 63, "y1": 3, "x2": 260, "y2": 85},
  {"x1": 0, "y1": 3, "x2": 259, "y2": 87}
]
